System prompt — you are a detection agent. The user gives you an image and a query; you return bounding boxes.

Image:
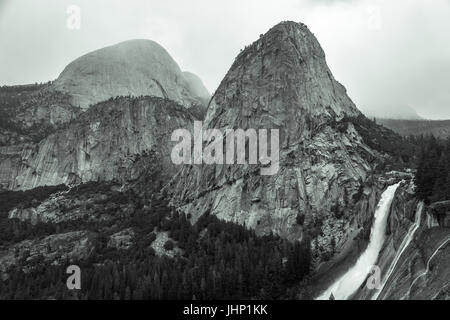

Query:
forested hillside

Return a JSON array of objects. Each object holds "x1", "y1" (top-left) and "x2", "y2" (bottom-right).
[
  {"x1": 0, "y1": 182, "x2": 312, "y2": 300},
  {"x1": 0, "y1": 84, "x2": 79, "y2": 145},
  {"x1": 415, "y1": 135, "x2": 450, "y2": 203}
]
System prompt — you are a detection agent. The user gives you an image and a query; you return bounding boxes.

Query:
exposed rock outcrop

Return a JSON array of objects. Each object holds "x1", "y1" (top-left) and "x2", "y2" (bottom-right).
[
  {"x1": 428, "y1": 201, "x2": 450, "y2": 227},
  {"x1": 151, "y1": 231, "x2": 182, "y2": 258},
  {"x1": 108, "y1": 228, "x2": 135, "y2": 250},
  {"x1": 0, "y1": 84, "x2": 80, "y2": 145},
  {"x1": 0, "y1": 231, "x2": 96, "y2": 276},
  {"x1": 372, "y1": 226, "x2": 450, "y2": 300},
  {"x1": 353, "y1": 179, "x2": 450, "y2": 300},
  {"x1": 0, "y1": 96, "x2": 196, "y2": 190},
  {"x1": 7, "y1": 184, "x2": 134, "y2": 225},
  {"x1": 53, "y1": 40, "x2": 210, "y2": 110},
  {"x1": 167, "y1": 21, "x2": 387, "y2": 267}
]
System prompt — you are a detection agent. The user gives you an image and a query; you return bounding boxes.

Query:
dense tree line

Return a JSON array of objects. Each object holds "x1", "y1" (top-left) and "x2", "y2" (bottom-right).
[
  {"x1": 0, "y1": 184, "x2": 68, "y2": 213},
  {"x1": 348, "y1": 115, "x2": 416, "y2": 165},
  {"x1": 415, "y1": 135, "x2": 450, "y2": 203},
  {"x1": 0, "y1": 183, "x2": 312, "y2": 300},
  {"x1": 0, "y1": 84, "x2": 74, "y2": 144},
  {"x1": 0, "y1": 185, "x2": 68, "y2": 245}
]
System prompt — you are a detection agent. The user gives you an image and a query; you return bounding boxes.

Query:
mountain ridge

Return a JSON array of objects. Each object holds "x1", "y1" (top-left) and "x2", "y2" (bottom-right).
[{"x1": 166, "y1": 21, "x2": 399, "y2": 273}]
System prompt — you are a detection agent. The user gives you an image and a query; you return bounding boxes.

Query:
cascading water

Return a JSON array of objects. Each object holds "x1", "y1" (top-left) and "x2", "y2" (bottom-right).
[
  {"x1": 403, "y1": 235, "x2": 450, "y2": 299},
  {"x1": 316, "y1": 182, "x2": 401, "y2": 300},
  {"x1": 371, "y1": 202, "x2": 423, "y2": 300}
]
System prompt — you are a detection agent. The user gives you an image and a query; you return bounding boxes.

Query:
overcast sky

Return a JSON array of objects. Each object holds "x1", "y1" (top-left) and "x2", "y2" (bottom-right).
[{"x1": 1, "y1": 0, "x2": 449, "y2": 119}]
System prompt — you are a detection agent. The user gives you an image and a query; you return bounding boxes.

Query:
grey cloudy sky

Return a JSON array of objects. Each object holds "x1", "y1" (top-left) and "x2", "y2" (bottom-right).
[{"x1": 1, "y1": 0, "x2": 449, "y2": 119}]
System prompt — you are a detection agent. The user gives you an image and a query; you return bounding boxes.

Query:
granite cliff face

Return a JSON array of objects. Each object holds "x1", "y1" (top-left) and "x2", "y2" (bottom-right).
[
  {"x1": 53, "y1": 40, "x2": 210, "y2": 110},
  {"x1": 0, "y1": 96, "x2": 196, "y2": 190},
  {"x1": 353, "y1": 180, "x2": 450, "y2": 300},
  {"x1": 0, "y1": 39, "x2": 209, "y2": 191},
  {"x1": 167, "y1": 21, "x2": 387, "y2": 265},
  {"x1": 0, "y1": 22, "x2": 398, "y2": 270},
  {"x1": 0, "y1": 40, "x2": 210, "y2": 147},
  {"x1": 2, "y1": 20, "x2": 446, "y2": 300},
  {"x1": 379, "y1": 226, "x2": 450, "y2": 300},
  {"x1": 0, "y1": 84, "x2": 80, "y2": 146}
]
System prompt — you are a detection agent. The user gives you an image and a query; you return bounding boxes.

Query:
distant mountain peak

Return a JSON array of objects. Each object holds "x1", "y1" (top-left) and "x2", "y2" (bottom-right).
[
  {"x1": 168, "y1": 21, "x2": 383, "y2": 250},
  {"x1": 182, "y1": 71, "x2": 210, "y2": 102},
  {"x1": 206, "y1": 20, "x2": 361, "y2": 135},
  {"x1": 53, "y1": 39, "x2": 210, "y2": 110},
  {"x1": 362, "y1": 105, "x2": 424, "y2": 120}
]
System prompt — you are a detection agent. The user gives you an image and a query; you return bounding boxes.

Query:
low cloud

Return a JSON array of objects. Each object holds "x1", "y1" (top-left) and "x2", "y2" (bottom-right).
[{"x1": 0, "y1": 0, "x2": 449, "y2": 119}]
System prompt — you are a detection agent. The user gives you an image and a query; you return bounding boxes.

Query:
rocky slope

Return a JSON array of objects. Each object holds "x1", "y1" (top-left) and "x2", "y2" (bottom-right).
[
  {"x1": 315, "y1": 174, "x2": 450, "y2": 300},
  {"x1": 1, "y1": 20, "x2": 436, "y2": 299},
  {"x1": 379, "y1": 227, "x2": 450, "y2": 300},
  {"x1": 0, "y1": 21, "x2": 413, "y2": 276},
  {"x1": 166, "y1": 21, "x2": 393, "y2": 267},
  {"x1": 0, "y1": 39, "x2": 212, "y2": 191},
  {"x1": 349, "y1": 179, "x2": 419, "y2": 299},
  {"x1": 0, "y1": 230, "x2": 96, "y2": 279},
  {"x1": 53, "y1": 40, "x2": 210, "y2": 110},
  {"x1": 352, "y1": 185, "x2": 450, "y2": 300},
  {"x1": 0, "y1": 96, "x2": 197, "y2": 190},
  {"x1": 0, "y1": 84, "x2": 80, "y2": 145},
  {"x1": 0, "y1": 40, "x2": 210, "y2": 147}
]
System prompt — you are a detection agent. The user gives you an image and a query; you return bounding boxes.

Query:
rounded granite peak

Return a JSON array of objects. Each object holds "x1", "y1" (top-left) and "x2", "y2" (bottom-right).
[
  {"x1": 269, "y1": 20, "x2": 311, "y2": 32},
  {"x1": 262, "y1": 20, "x2": 325, "y2": 58},
  {"x1": 182, "y1": 71, "x2": 210, "y2": 101},
  {"x1": 207, "y1": 20, "x2": 361, "y2": 134},
  {"x1": 53, "y1": 39, "x2": 209, "y2": 110}
]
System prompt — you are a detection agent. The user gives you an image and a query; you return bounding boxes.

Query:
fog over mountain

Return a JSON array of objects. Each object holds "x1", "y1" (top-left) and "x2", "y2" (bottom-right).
[
  {"x1": 53, "y1": 39, "x2": 210, "y2": 109},
  {"x1": 362, "y1": 105, "x2": 424, "y2": 120},
  {"x1": 1, "y1": 0, "x2": 450, "y2": 119}
]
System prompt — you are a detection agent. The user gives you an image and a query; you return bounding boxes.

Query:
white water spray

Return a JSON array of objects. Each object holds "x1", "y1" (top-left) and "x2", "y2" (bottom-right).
[
  {"x1": 371, "y1": 201, "x2": 423, "y2": 300},
  {"x1": 316, "y1": 183, "x2": 401, "y2": 300}
]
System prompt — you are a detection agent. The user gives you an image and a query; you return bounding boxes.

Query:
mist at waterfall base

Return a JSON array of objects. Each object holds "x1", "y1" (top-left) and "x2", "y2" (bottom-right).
[{"x1": 317, "y1": 183, "x2": 401, "y2": 300}]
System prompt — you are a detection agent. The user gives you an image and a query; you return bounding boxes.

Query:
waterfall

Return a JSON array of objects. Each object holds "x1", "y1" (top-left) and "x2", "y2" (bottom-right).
[
  {"x1": 371, "y1": 201, "x2": 423, "y2": 300},
  {"x1": 316, "y1": 182, "x2": 401, "y2": 300},
  {"x1": 403, "y1": 236, "x2": 450, "y2": 299}
]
